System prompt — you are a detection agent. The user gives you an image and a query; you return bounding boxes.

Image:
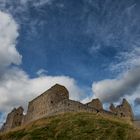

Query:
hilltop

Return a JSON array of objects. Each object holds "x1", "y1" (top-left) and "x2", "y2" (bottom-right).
[{"x1": 0, "y1": 112, "x2": 140, "y2": 140}]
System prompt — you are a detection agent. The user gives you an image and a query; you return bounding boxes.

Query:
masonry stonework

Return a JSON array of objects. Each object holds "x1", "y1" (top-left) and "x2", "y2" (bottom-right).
[
  {"x1": 86, "y1": 98, "x2": 103, "y2": 111},
  {"x1": 23, "y1": 84, "x2": 70, "y2": 124},
  {"x1": 109, "y1": 99, "x2": 134, "y2": 120},
  {"x1": 1, "y1": 107, "x2": 23, "y2": 132},
  {"x1": 1, "y1": 84, "x2": 134, "y2": 132}
]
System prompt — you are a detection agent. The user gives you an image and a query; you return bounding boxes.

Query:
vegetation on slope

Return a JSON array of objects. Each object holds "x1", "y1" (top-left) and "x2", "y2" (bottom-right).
[{"x1": 0, "y1": 112, "x2": 140, "y2": 140}]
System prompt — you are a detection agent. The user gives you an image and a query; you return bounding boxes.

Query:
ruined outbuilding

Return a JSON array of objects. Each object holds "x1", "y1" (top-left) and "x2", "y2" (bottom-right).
[
  {"x1": 1, "y1": 84, "x2": 134, "y2": 132},
  {"x1": 1, "y1": 107, "x2": 24, "y2": 132},
  {"x1": 109, "y1": 99, "x2": 134, "y2": 120}
]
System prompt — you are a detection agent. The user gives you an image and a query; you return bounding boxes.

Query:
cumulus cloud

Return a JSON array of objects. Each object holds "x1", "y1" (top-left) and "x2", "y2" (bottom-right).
[
  {"x1": 0, "y1": 67, "x2": 83, "y2": 113},
  {"x1": 0, "y1": 11, "x2": 21, "y2": 68},
  {"x1": 0, "y1": 11, "x2": 83, "y2": 120},
  {"x1": 92, "y1": 67, "x2": 140, "y2": 103}
]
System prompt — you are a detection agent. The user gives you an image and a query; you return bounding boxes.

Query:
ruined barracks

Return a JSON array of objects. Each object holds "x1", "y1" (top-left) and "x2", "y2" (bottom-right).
[{"x1": 1, "y1": 84, "x2": 134, "y2": 132}]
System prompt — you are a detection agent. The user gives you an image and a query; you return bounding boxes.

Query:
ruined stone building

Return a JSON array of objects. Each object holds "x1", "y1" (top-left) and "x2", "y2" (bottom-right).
[
  {"x1": 23, "y1": 84, "x2": 97, "y2": 124},
  {"x1": 1, "y1": 107, "x2": 24, "y2": 132},
  {"x1": 109, "y1": 99, "x2": 134, "y2": 120},
  {"x1": 1, "y1": 84, "x2": 134, "y2": 132}
]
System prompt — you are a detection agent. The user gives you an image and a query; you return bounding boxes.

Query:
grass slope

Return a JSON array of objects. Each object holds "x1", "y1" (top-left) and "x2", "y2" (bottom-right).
[{"x1": 0, "y1": 112, "x2": 140, "y2": 140}]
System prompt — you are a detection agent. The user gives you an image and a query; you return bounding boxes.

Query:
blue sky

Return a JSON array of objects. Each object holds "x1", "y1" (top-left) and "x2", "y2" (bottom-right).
[
  {"x1": 17, "y1": 0, "x2": 136, "y2": 83},
  {"x1": 0, "y1": 0, "x2": 140, "y2": 121},
  {"x1": 17, "y1": 0, "x2": 112, "y2": 84}
]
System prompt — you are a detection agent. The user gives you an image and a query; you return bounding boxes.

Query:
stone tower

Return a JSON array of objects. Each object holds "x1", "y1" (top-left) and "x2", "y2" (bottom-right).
[{"x1": 23, "y1": 84, "x2": 69, "y2": 124}]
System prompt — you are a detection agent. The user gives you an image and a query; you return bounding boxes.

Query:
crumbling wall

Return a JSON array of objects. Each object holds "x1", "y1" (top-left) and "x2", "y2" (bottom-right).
[
  {"x1": 45, "y1": 99, "x2": 98, "y2": 116},
  {"x1": 109, "y1": 103, "x2": 116, "y2": 113},
  {"x1": 109, "y1": 99, "x2": 134, "y2": 120},
  {"x1": 86, "y1": 98, "x2": 103, "y2": 111},
  {"x1": 1, "y1": 107, "x2": 24, "y2": 132}
]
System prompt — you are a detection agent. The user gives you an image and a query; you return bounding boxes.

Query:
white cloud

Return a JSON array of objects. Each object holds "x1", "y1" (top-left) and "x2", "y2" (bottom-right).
[
  {"x1": 0, "y1": 67, "x2": 83, "y2": 113},
  {"x1": 0, "y1": 11, "x2": 21, "y2": 68},
  {"x1": 92, "y1": 67, "x2": 140, "y2": 103}
]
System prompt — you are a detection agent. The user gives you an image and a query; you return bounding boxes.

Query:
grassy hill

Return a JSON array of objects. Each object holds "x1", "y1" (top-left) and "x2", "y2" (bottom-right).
[{"x1": 0, "y1": 112, "x2": 140, "y2": 140}]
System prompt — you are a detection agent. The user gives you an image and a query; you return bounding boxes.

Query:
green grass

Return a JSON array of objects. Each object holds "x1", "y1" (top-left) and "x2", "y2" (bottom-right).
[{"x1": 0, "y1": 112, "x2": 140, "y2": 140}]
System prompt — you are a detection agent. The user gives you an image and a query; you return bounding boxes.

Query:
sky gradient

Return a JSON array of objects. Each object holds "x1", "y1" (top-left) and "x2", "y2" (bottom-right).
[{"x1": 0, "y1": 0, "x2": 140, "y2": 122}]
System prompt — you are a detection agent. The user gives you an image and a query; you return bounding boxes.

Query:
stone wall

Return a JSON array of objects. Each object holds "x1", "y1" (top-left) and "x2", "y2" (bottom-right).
[
  {"x1": 1, "y1": 107, "x2": 24, "y2": 132},
  {"x1": 1, "y1": 84, "x2": 134, "y2": 132},
  {"x1": 86, "y1": 99, "x2": 103, "y2": 111},
  {"x1": 109, "y1": 99, "x2": 134, "y2": 120},
  {"x1": 23, "y1": 84, "x2": 69, "y2": 124},
  {"x1": 45, "y1": 99, "x2": 98, "y2": 117}
]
